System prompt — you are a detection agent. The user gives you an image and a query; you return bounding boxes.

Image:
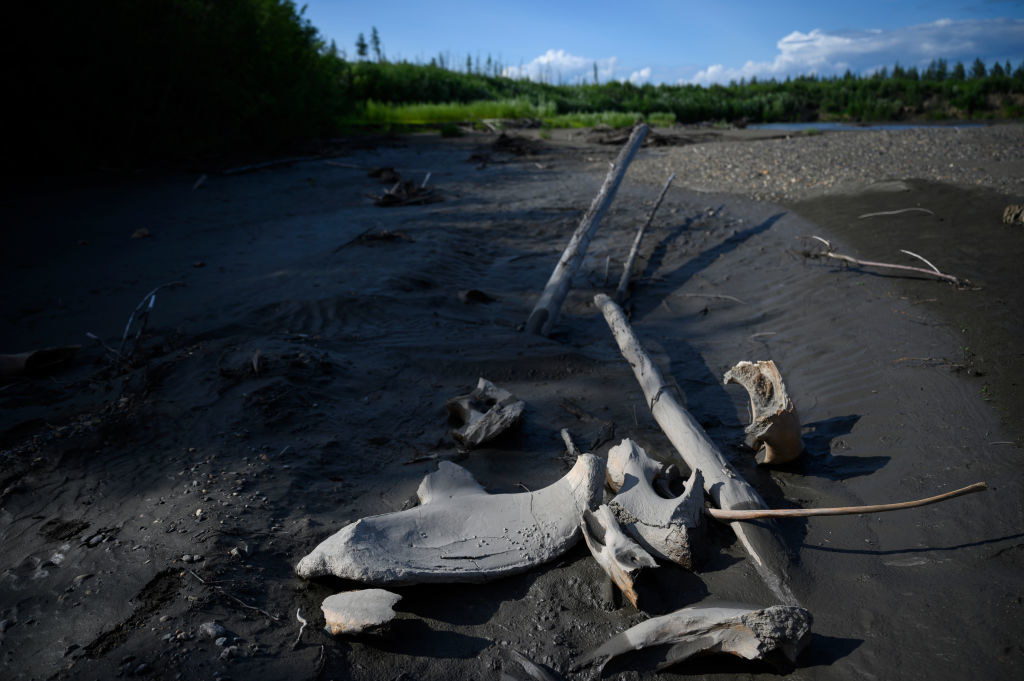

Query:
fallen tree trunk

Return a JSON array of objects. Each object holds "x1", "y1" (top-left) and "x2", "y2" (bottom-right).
[
  {"x1": 526, "y1": 124, "x2": 648, "y2": 336},
  {"x1": 615, "y1": 172, "x2": 675, "y2": 302},
  {"x1": 595, "y1": 293, "x2": 797, "y2": 605}
]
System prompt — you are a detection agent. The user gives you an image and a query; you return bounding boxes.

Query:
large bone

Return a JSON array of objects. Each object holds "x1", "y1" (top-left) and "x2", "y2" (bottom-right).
[
  {"x1": 446, "y1": 377, "x2": 525, "y2": 449},
  {"x1": 605, "y1": 439, "x2": 705, "y2": 569},
  {"x1": 321, "y1": 588, "x2": 401, "y2": 635},
  {"x1": 595, "y1": 293, "x2": 797, "y2": 605},
  {"x1": 296, "y1": 455, "x2": 604, "y2": 584},
  {"x1": 580, "y1": 505, "x2": 658, "y2": 608},
  {"x1": 724, "y1": 360, "x2": 803, "y2": 465},
  {"x1": 574, "y1": 603, "x2": 812, "y2": 672},
  {"x1": 526, "y1": 124, "x2": 648, "y2": 336}
]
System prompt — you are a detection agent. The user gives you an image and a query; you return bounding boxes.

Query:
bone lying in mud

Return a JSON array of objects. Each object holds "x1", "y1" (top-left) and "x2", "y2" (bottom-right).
[
  {"x1": 723, "y1": 360, "x2": 803, "y2": 465},
  {"x1": 295, "y1": 455, "x2": 604, "y2": 584},
  {"x1": 581, "y1": 505, "x2": 658, "y2": 608},
  {"x1": 321, "y1": 589, "x2": 401, "y2": 635},
  {"x1": 446, "y1": 378, "x2": 525, "y2": 449},
  {"x1": 575, "y1": 604, "x2": 812, "y2": 673},
  {"x1": 605, "y1": 439, "x2": 705, "y2": 570}
]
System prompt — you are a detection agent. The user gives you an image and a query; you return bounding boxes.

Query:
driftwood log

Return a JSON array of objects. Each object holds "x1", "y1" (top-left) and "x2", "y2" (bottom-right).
[
  {"x1": 295, "y1": 455, "x2": 603, "y2": 584},
  {"x1": 526, "y1": 124, "x2": 648, "y2": 336},
  {"x1": 614, "y1": 172, "x2": 675, "y2": 302},
  {"x1": 595, "y1": 293, "x2": 797, "y2": 605},
  {"x1": 723, "y1": 360, "x2": 803, "y2": 465}
]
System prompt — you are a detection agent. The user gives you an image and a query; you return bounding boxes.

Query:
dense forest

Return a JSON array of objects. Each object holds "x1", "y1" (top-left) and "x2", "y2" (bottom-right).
[{"x1": 9, "y1": 0, "x2": 1023, "y2": 170}]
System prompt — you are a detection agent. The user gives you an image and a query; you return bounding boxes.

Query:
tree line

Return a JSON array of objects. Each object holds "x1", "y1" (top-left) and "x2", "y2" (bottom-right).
[{"x1": 9, "y1": 2, "x2": 1022, "y2": 172}]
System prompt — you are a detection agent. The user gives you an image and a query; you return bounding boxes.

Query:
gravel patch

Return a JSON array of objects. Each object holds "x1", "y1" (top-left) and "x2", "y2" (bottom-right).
[{"x1": 634, "y1": 124, "x2": 1024, "y2": 202}]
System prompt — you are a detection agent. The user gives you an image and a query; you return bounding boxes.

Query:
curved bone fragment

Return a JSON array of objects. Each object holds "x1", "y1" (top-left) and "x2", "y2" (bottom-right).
[
  {"x1": 581, "y1": 505, "x2": 658, "y2": 608},
  {"x1": 575, "y1": 604, "x2": 812, "y2": 672},
  {"x1": 446, "y1": 377, "x2": 525, "y2": 449},
  {"x1": 321, "y1": 588, "x2": 401, "y2": 635},
  {"x1": 724, "y1": 360, "x2": 802, "y2": 465},
  {"x1": 606, "y1": 439, "x2": 705, "y2": 569},
  {"x1": 296, "y1": 455, "x2": 604, "y2": 584}
]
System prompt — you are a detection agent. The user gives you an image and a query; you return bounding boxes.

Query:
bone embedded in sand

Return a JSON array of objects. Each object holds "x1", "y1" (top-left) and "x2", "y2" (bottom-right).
[
  {"x1": 595, "y1": 293, "x2": 798, "y2": 605},
  {"x1": 321, "y1": 588, "x2": 401, "y2": 635},
  {"x1": 526, "y1": 123, "x2": 648, "y2": 336},
  {"x1": 295, "y1": 455, "x2": 604, "y2": 584},
  {"x1": 723, "y1": 360, "x2": 803, "y2": 465},
  {"x1": 446, "y1": 378, "x2": 525, "y2": 449},
  {"x1": 605, "y1": 439, "x2": 705, "y2": 569},
  {"x1": 580, "y1": 504, "x2": 658, "y2": 608},
  {"x1": 575, "y1": 603, "x2": 812, "y2": 672}
]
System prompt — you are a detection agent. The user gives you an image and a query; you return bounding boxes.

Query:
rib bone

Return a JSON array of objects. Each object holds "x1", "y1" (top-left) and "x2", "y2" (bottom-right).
[
  {"x1": 575, "y1": 603, "x2": 812, "y2": 672},
  {"x1": 724, "y1": 360, "x2": 803, "y2": 465},
  {"x1": 446, "y1": 377, "x2": 525, "y2": 449},
  {"x1": 580, "y1": 505, "x2": 658, "y2": 608},
  {"x1": 296, "y1": 455, "x2": 604, "y2": 584},
  {"x1": 606, "y1": 439, "x2": 705, "y2": 569}
]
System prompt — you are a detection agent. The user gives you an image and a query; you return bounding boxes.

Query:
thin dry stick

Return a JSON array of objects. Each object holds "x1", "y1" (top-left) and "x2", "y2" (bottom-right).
[
  {"x1": 421, "y1": 172, "x2": 431, "y2": 189},
  {"x1": 188, "y1": 569, "x2": 280, "y2": 622},
  {"x1": 709, "y1": 482, "x2": 986, "y2": 521},
  {"x1": 526, "y1": 123, "x2": 648, "y2": 335},
  {"x1": 615, "y1": 172, "x2": 675, "y2": 302},
  {"x1": 858, "y1": 207, "x2": 935, "y2": 219},
  {"x1": 560, "y1": 428, "x2": 580, "y2": 458},
  {"x1": 804, "y1": 236, "x2": 968, "y2": 288},
  {"x1": 292, "y1": 608, "x2": 308, "y2": 650},
  {"x1": 120, "y1": 282, "x2": 185, "y2": 355}
]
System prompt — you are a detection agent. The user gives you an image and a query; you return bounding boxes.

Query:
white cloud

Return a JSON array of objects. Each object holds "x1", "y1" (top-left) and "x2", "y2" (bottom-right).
[
  {"x1": 503, "y1": 49, "x2": 618, "y2": 84},
  {"x1": 628, "y1": 67, "x2": 652, "y2": 85},
  {"x1": 688, "y1": 18, "x2": 1024, "y2": 85}
]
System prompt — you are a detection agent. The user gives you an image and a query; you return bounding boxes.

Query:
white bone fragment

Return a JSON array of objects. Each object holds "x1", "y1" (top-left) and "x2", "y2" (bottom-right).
[
  {"x1": 296, "y1": 455, "x2": 604, "y2": 584},
  {"x1": 575, "y1": 603, "x2": 812, "y2": 672},
  {"x1": 321, "y1": 588, "x2": 401, "y2": 635},
  {"x1": 580, "y1": 505, "x2": 657, "y2": 608},
  {"x1": 605, "y1": 439, "x2": 705, "y2": 569},
  {"x1": 724, "y1": 360, "x2": 803, "y2": 465},
  {"x1": 446, "y1": 378, "x2": 525, "y2": 449}
]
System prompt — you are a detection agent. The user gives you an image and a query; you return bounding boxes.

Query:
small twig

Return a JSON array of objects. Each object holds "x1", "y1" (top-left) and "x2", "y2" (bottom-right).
[
  {"x1": 709, "y1": 482, "x2": 987, "y2": 521},
  {"x1": 292, "y1": 608, "x2": 308, "y2": 650},
  {"x1": 187, "y1": 569, "x2": 280, "y2": 622},
  {"x1": 86, "y1": 332, "x2": 122, "y2": 359},
  {"x1": 251, "y1": 349, "x2": 262, "y2": 375},
  {"x1": 119, "y1": 282, "x2": 185, "y2": 355},
  {"x1": 420, "y1": 172, "x2": 431, "y2": 189},
  {"x1": 801, "y1": 235, "x2": 970, "y2": 288},
  {"x1": 858, "y1": 207, "x2": 935, "y2": 219},
  {"x1": 674, "y1": 292, "x2": 746, "y2": 305},
  {"x1": 899, "y1": 249, "x2": 941, "y2": 274},
  {"x1": 615, "y1": 172, "x2": 675, "y2": 302},
  {"x1": 602, "y1": 255, "x2": 610, "y2": 287}
]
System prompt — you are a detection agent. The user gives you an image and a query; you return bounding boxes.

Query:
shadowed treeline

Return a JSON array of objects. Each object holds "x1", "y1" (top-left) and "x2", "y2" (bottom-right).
[{"x1": 7, "y1": 1, "x2": 1023, "y2": 171}]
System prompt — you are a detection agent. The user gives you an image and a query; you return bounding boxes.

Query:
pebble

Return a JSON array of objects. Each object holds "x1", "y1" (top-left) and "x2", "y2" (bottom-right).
[{"x1": 199, "y1": 621, "x2": 228, "y2": 639}]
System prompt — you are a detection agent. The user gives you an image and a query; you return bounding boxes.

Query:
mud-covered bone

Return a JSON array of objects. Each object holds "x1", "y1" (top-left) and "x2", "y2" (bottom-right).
[
  {"x1": 295, "y1": 454, "x2": 604, "y2": 584},
  {"x1": 724, "y1": 360, "x2": 803, "y2": 465},
  {"x1": 321, "y1": 589, "x2": 401, "y2": 635},
  {"x1": 575, "y1": 603, "x2": 813, "y2": 672},
  {"x1": 446, "y1": 377, "x2": 525, "y2": 449},
  {"x1": 581, "y1": 505, "x2": 658, "y2": 608},
  {"x1": 605, "y1": 439, "x2": 705, "y2": 569}
]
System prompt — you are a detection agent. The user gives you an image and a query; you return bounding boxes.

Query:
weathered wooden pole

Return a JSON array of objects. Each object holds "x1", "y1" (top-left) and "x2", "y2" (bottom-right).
[
  {"x1": 595, "y1": 293, "x2": 798, "y2": 605},
  {"x1": 615, "y1": 172, "x2": 675, "y2": 302},
  {"x1": 526, "y1": 123, "x2": 648, "y2": 336}
]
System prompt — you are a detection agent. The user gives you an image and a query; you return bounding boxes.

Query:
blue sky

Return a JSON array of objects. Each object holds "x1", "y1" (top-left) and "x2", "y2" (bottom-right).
[{"x1": 300, "y1": 1, "x2": 1024, "y2": 84}]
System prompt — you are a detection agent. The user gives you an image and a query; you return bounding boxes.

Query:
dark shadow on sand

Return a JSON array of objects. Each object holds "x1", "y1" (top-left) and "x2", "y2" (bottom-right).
[{"x1": 802, "y1": 532, "x2": 1024, "y2": 557}]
